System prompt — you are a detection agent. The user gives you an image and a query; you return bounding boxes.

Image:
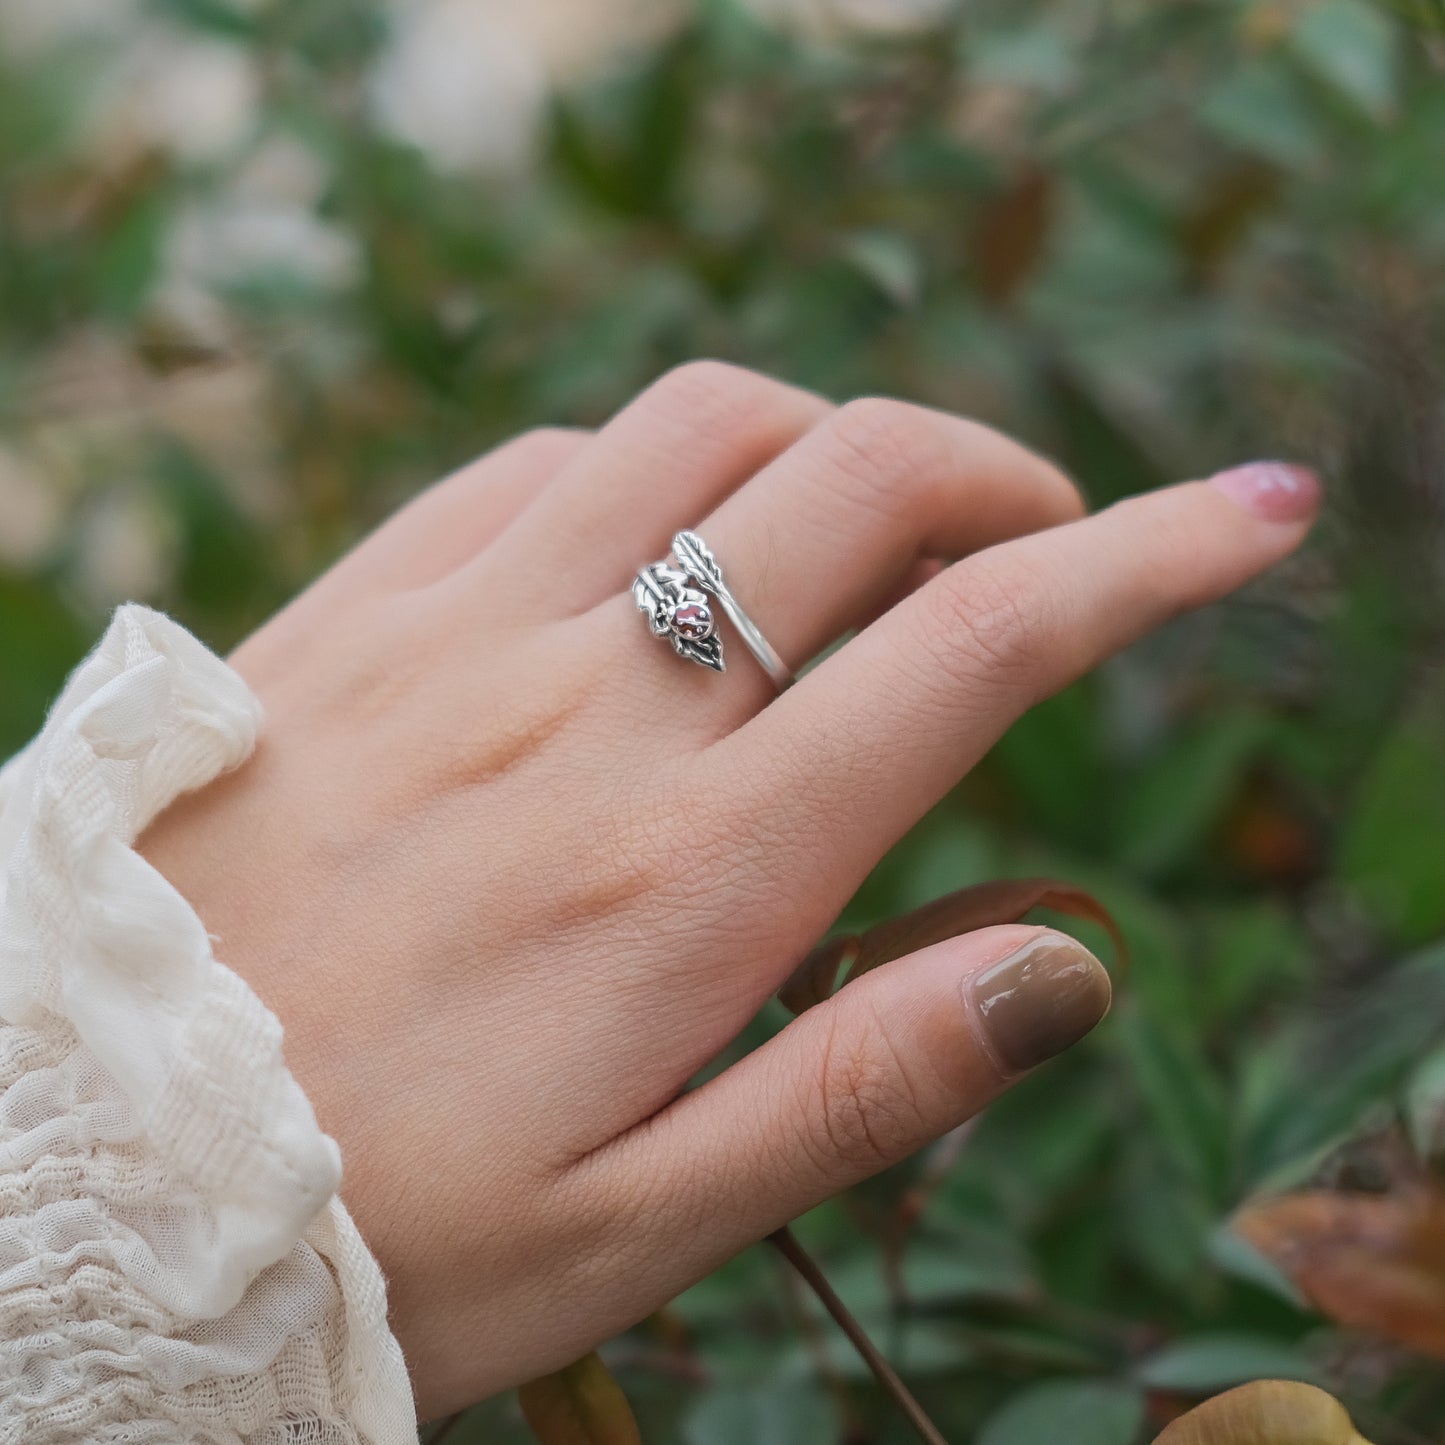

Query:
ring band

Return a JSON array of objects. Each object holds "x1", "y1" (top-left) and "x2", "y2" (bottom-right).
[{"x1": 634, "y1": 531, "x2": 794, "y2": 691}]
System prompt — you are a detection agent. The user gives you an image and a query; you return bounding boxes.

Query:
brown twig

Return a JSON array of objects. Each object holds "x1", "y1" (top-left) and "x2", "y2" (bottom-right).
[
  {"x1": 768, "y1": 1226, "x2": 951, "y2": 1445},
  {"x1": 882, "y1": 1119, "x2": 978, "y2": 1315},
  {"x1": 776, "y1": 1230, "x2": 867, "y2": 1434},
  {"x1": 422, "y1": 1412, "x2": 467, "y2": 1444}
]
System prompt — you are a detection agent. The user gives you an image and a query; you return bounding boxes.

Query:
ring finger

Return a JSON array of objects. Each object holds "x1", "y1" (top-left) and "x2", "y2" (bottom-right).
[{"x1": 594, "y1": 395, "x2": 1084, "y2": 726}]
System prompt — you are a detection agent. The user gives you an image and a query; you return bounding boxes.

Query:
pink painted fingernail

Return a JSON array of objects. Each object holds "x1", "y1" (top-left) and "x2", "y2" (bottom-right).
[{"x1": 1207, "y1": 461, "x2": 1321, "y2": 524}]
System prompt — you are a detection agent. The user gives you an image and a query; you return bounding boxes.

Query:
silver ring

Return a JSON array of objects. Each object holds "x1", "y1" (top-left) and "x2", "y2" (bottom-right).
[{"x1": 634, "y1": 530, "x2": 794, "y2": 691}]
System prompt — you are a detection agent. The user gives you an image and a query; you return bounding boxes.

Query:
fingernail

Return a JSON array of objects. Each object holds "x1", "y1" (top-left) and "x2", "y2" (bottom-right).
[
  {"x1": 1207, "y1": 461, "x2": 1321, "y2": 524},
  {"x1": 968, "y1": 934, "x2": 1112, "y2": 1073}
]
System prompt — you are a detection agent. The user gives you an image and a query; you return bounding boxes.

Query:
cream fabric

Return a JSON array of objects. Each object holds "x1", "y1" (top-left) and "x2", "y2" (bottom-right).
[{"x1": 0, "y1": 605, "x2": 416, "y2": 1444}]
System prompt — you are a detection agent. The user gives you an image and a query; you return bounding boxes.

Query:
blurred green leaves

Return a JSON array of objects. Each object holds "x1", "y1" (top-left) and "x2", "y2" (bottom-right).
[
  {"x1": 1134, "y1": 1334, "x2": 1317, "y2": 1393},
  {"x1": 3, "y1": 0, "x2": 1445, "y2": 1441},
  {"x1": 0, "y1": 577, "x2": 88, "y2": 748},
  {"x1": 977, "y1": 1379, "x2": 1144, "y2": 1445},
  {"x1": 684, "y1": 1380, "x2": 839, "y2": 1444},
  {"x1": 1341, "y1": 697, "x2": 1445, "y2": 942},
  {"x1": 1292, "y1": 0, "x2": 1401, "y2": 119}
]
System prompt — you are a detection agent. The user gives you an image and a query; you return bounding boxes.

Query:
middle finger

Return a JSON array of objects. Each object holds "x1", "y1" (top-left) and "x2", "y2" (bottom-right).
[{"x1": 593, "y1": 396, "x2": 1083, "y2": 732}]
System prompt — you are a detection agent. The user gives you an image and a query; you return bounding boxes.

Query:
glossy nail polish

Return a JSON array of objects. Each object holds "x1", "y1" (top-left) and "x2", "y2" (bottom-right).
[
  {"x1": 1207, "y1": 461, "x2": 1321, "y2": 524},
  {"x1": 968, "y1": 935, "x2": 1112, "y2": 1073}
]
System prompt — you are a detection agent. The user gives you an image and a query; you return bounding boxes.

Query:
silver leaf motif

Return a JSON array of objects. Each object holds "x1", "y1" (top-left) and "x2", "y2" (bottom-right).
[
  {"x1": 634, "y1": 560, "x2": 727, "y2": 673},
  {"x1": 675, "y1": 631, "x2": 725, "y2": 672},
  {"x1": 672, "y1": 531, "x2": 725, "y2": 595}
]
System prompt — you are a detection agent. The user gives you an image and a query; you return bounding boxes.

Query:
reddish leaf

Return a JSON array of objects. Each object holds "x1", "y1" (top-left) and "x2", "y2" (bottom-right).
[
  {"x1": 777, "y1": 934, "x2": 859, "y2": 1016},
  {"x1": 1153, "y1": 1380, "x2": 1371, "y2": 1445},
  {"x1": 973, "y1": 167, "x2": 1055, "y2": 305},
  {"x1": 1224, "y1": 792, "x2": 1319, "y2": 884},
  {"x1": 1233, "y1": 1189, "x2": 1445, "y2": 1360},
  {"x1": 1178, "y1": 162, "x2": 1282, "y2": 288},
  {"x1": 518, "y1": 1353, "x2": 641, "y2": 1445},
  {"x1": 844, "y1": 878, "x2": 1126, "y2": 985},
  {"x1": 778, "y1": 878, "x2": 1126, "y2": 1017}
]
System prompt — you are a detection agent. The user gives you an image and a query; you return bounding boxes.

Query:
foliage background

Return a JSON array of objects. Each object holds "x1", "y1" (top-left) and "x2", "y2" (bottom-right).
[{"x1": 3, "y1": 0, "x2": 1445, "y2": 1440}]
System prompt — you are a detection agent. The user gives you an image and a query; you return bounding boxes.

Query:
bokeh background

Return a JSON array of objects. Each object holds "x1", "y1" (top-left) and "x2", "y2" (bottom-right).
[{"x1": 3, "y1": 1, "x2": 1445, "y2": 1440}]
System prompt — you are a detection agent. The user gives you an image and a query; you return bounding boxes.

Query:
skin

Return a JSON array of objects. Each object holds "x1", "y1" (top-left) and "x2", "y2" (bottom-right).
[{"x1": 138, "y1": 362, "x2": 1320, "y2": 1418}]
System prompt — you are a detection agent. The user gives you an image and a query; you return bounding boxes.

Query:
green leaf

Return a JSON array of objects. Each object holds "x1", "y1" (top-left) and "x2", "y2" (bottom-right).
[
  {"x1": 1114, "y1": 1148, "x2": 1214, "y2": 1297},
  {"x1": 684, "y1": 1380, "x2": 839, "y2": 1445},
  {"x1": 1405, "y1": 1043, "x2": 1445, "y2": 1161},
  {"x1": 766, "y1": 1240, "x2": 982, "y2": 1377},
  {"x1": 1201, "y1": 60, "x2": 1324, "y2": 168},
  {"x1": 880, "y1": 809, "x2": 998, "y2": 918},
  {"x1": 99, "y1": 193, "x2": 168, "y2": 319},
  {"x1": 156, "y1": 442, "x2": 277, "y2": 632},
  {"x1": 148, "y1": 0, "x2": 258, "y2": 38},
  {"x1": 990, "y1": 683, "x2": 1107, "y2": 848},
  {"x1": 1115, "y1": 709, "x2": 1267, "y2": 876},
  {"x1": 900, "y1": 1228, "x2": 1037, "y2": 1305},
  {"x1": 544, "y1": 34, "x2": 698, "y2": 221},
  {"x1": 1208, "y1": 1225, "x2": 1310, "y2": 1310},
  {"x1": 1291, "y1": 0, "x2": 1400, "y2": 119},
  {"x1": 978, "y1": 1380, "x2": 1144, "y2": 1445},
  {"x1": 1136, "y1": 1333, "x2": 1318, "y2": 1392},
  {"x1": 1197, "y1": 901, "x2": 1309, "y2": 1025},
  {"x1": 968, "y1": 26, "x2": 1076, "y2": 91},
  {"x1": 0, "y1": 576, "x2": 88, "y2": 758},
  {"x1": 1241, "y1": 943, "x2": 1445, "y2": 1180},
  {"x1": 1115, "y1": 1000, "x2": 1232, "y2": 1198},
  {"x1": 838, "y1": 230, "x2": 922, "y2": 308},
  {"x1": 1340, "y1": 711, "x2": 1445, "y2": 942}
]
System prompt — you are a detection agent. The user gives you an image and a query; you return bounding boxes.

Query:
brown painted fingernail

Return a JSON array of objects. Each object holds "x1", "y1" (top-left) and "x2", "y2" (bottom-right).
[{"x1": 968, "y1": 934, "x2": 1112, "y2": 1073}]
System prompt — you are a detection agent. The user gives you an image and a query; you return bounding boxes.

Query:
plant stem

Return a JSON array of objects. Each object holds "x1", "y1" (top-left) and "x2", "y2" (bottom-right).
[
  {"x1": 768, "y1": 1227, "x2": 950, "y2": 1445},
  {"x1": 423, "y1": 1412, "x2": 466, "y2": 1444},
  {"x1": 776, "y1": 1233, "x2": 866, "y2": 1433}
]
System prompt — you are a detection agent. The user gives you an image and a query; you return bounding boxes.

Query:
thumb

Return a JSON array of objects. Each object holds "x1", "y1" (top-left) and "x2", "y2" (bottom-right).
[{"x1": 591, "y1": 925, "x2": 1110, "y2": 1290}]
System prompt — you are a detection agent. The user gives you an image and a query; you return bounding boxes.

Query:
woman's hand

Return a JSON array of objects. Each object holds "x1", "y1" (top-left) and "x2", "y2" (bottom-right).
[{"x1": 138, "y1": 362, "x2": 1319, "y2": 1417}]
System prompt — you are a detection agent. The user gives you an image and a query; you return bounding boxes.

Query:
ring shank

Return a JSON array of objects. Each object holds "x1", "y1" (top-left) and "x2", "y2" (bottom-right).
[
  {"x1": 642, "y1": 529, "x2": 795, "y2": 691},
  {"x1": 712, "y1": 582, "x2": 794, "y2": 690}
]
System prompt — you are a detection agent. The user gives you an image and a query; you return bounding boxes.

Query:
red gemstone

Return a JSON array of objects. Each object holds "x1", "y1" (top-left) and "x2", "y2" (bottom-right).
[{"x1": 671, "y1": 601, "x2": 714, "y2": 641}]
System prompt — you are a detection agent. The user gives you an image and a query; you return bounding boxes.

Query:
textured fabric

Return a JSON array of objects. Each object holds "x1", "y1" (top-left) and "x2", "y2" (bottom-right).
[{"x1": 0, "y1": 605, "x2": 417, "y2": 1444}]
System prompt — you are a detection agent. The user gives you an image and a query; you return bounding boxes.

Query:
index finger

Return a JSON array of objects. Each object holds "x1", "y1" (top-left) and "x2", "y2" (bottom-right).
[{"x1": 715, "y1": 463, "x2": 1319, "y2": 883}]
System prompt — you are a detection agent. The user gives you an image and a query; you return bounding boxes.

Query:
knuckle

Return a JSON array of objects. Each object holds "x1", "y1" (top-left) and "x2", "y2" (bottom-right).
[
  {"x1": 516, "y1": 423, "x2": 588, "y2": 451},
  {"x1": 823, "y1": 397, "x2": 950, "y2": 518},
  {"x1": 1059, "y1": 474, "x2": 1088, "y2": 520},
  {"x1": 821, "y1": 401, "x2": 1087, "y2": 535},
  {"x1": 647, "y1": 358, "x2": 766, "y2": 417},
  {"x1": 606, "y1": 769, "x2": 731, "y2": 903},
  {"x1": 808, "y1": 1005, "x2": 927, "y2": 1179},
  {"x1": 639, "y1": 361, "x2": 827, "y2": 457},
  {"x1": 508, "y1": 425, "x2": 589, "y2": 466},
  {"x1": 920, "y1": 555, "x2": 1055, "y2": 689},
  {"x1": 1029, "y1": 453, "x2": 1087, "y2": 522},
  {"x1": 602, "y1": 797, "x2": 686, "y2": 899},
  {"x1": 930, "y1": 414, "x2": 1082, "y2": 518}
]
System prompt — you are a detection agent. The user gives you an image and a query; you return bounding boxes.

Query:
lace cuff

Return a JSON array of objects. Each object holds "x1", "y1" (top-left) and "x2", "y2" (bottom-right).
[{"x1": 0, "y1": 605, "x2": 416, "y2": 1444}]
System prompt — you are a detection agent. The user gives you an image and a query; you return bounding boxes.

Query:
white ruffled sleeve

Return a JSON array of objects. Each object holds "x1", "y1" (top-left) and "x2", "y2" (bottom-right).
[{"x1": 0, "y1": 605, "x2": 417, "y2": 1444}]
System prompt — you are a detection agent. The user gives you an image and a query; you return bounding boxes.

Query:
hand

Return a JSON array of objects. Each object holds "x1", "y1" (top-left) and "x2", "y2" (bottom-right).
[{"x1": 138, "y1": 362, "x2": 1319, "y2": 1417}]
